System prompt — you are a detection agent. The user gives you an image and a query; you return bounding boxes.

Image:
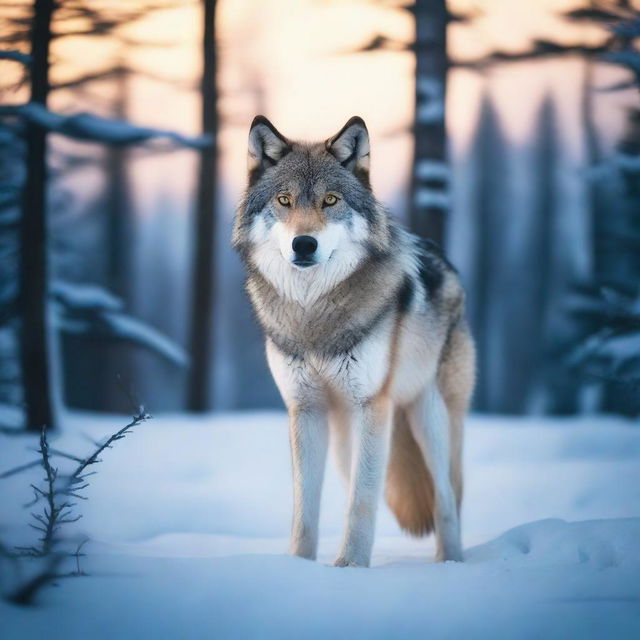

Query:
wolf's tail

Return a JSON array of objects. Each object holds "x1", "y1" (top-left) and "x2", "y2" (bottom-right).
[{"x1": 385, "y1": 407, "x2": 435, "y2": 537}]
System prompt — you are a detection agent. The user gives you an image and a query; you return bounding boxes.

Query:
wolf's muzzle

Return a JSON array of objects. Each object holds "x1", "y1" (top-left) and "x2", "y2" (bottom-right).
[{"x1": 292, "y1": 235, "x2": 318, "y2": 267}]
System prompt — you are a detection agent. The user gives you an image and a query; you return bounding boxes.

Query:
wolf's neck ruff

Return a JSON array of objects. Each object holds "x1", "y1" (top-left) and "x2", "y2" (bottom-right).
[{"x1": 247, "y1": 244, "x2": 407, "y2": 360}]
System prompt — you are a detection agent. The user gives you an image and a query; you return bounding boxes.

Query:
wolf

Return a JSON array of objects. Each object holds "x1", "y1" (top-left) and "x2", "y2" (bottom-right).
[{"x1": 233, "y1": 115, "x2": 476, "y2": 568}]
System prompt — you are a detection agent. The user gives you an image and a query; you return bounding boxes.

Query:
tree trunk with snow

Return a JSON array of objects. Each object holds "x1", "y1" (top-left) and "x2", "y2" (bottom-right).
[
  {"x1": 409, "y1": 0, "x2": 449, "y2": 244},
  {"x1": 19, "y1": 0, "x2": 56, "y2": 431},
  {"x1": 187, "y1": 0, "x2": 218, "y2": 411}
]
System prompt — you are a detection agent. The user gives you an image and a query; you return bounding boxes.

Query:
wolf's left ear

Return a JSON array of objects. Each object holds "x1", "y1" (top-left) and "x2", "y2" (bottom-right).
[
  {"x1": 326, "y1": 116, "x2": 370, "y2": 185},
  {"x1": 248, "y1": 115, "x2": 291, "y2": 184}
]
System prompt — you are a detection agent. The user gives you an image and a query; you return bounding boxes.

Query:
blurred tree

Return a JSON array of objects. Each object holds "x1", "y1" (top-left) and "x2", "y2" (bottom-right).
[
  {"x1": 104, "y1": 59, "x2": 133, "y2": 300},
  {"x1": 2, "y1": 0, "x2": 198, "y2": 416},
  {"x1": 0, "y1": 1, "x2": 208, "y2": 430},
  {"x1": 349, "y1": 1, "x2": 471, "y2": 243},
  {"x1": 407, "y1": 0, "x2": 449, "y2": 244},
  {"x1": 527, "y1": 96, "x2": 582, "y2": 415},
  {"x1": 0, "y1": 123, "x2": 23, "y2": 410},
  {"x1": 458, "y1": 1, "x2": 638, "y2": 415},
  {"x1": 51, "y1": 4, "x2": 187, "y2": 413},
  {"x1": 487, "y1": 96, "x2": 560, "y2": 414},
  {"x1": 565, "y1": 4, "x2": 640, "y2": 414},
  {"x1": 468, "y1": 93, "x2": 505, "y2": 411},
  {"x1": 187, "y1": 0, "x2": 218, "y2": 412},
  {"x1": 20, "y1": 0, "x2": 56, "y2": 432}
]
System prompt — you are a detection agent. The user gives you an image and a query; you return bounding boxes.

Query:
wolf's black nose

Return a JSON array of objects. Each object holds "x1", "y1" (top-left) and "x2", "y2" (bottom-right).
[{"x1": 292, "y1": 235, "x2": 318, "y2": 257}]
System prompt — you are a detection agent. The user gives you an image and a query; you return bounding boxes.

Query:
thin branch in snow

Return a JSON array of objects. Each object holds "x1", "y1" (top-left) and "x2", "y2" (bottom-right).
[
  {"x1": 36, "y1": 426, "x2": 58, "y2": 556},
  {"x1": 1, "y1": 411, "x2": 151, "y2": 604},
  {"x1": 64, "y1": 410, "x2": 150, "y2": 494}
]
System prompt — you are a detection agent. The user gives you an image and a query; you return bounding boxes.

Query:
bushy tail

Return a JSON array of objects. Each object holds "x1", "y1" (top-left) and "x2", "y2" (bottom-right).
[{"x1": 385, "y1": 407, "x2": 435, "y2": 537}]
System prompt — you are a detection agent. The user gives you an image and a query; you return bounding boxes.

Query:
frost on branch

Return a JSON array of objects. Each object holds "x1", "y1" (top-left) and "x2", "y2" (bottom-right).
[
  {"x1": 0, "y1": 102, "x2": 212, "y2": 148},
  {"x1": 51, "y1": 281, "x2": 189, "y2": 367}
]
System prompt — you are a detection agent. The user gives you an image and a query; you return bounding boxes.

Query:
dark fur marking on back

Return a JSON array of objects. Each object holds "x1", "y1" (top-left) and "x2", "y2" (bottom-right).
[
  {"x1": 397, "y1": 274, "x2": 415, "y2": 313},
  {"x1": 419, "y1": 238, "x2": 457, "y2": 273},
  {"x1": 415, "y1": 237, "x2": 458, "y2": 300},
  {"x1": 418, "y1": 253, "x2": 444, "y2": 298}
]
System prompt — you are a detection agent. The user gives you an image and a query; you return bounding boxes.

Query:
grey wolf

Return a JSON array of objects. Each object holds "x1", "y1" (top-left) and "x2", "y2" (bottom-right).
[{"x1": 233, "y1": 115, "x2": 476, "y2": 567}]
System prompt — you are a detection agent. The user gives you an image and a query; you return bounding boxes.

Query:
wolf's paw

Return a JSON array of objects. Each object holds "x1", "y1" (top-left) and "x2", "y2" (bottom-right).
[
  {"x1": 332, "y1": 556, "x2": 366, "y2": 568},
  {"x1": 290, "y1": 547, "x2": 317, "y2": 562},
  {"x1": 435, "y1": 548, "x2": 464, "y2": 563}
]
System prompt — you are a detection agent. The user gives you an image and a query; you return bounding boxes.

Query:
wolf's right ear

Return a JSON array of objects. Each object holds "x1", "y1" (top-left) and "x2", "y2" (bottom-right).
[
  {"x1": 326, "y1": 116, "x2": 370, "y2": 187},
  {"x1": 247, "y1": 116, "x2": 291, "y2": 184}
]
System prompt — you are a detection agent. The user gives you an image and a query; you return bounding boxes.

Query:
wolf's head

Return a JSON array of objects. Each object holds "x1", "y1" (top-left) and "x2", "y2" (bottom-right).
[{"x1": 233, "y1": 116, "x2": 392, "y2": 302}]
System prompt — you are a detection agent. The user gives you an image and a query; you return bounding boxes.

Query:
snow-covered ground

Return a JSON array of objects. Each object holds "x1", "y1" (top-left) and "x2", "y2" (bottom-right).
[{"x1": 1, "y1": 411, "x2": 639, "y2": 639}]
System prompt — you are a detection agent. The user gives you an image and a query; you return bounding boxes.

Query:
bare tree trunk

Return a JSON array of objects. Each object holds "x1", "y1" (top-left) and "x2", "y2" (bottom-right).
[
  {"x1": 103, "y1": 61, "x2": 132, "y2": 412},
  {"x1": 106, "y1": 62, "x2": 131, "y2": 299},
  {"x1": 19, "y1": 0, "x2": 56, "y2": 431},
  {"x1": 409, "y1": 0, "x2": 449, "y2": 244},
  {"x1": 187, "y1": 0, "x2": 218, "y2": 411}
]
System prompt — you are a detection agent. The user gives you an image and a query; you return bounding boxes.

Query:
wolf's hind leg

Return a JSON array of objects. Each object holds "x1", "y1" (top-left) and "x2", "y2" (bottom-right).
[
  {"x1": 288, "y1": 406, "x2": 328, "y2": 560},
  {"x1": 437, "y1": 324, "x2": 475, "y2": 512},
  {"x1": 334, "y1": 395, "x2": 393, "y2": 567},
  {"x1": 329, "y1": 403, "x2": 352, "y2": 485},
  {"x1": 408, "y1": 386, "x2": 463, "y2": 562}
]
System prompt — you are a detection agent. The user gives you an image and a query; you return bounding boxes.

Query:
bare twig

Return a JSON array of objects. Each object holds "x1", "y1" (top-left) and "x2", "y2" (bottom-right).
[
  {"x1": 38, "y1": 426, "x2": 58, "y2": 555},
  {"x1": 1, "y1": 410, "x2": 150, "y2": 604},
  {"x1": 64, "y1": 410, "x2": 149, "y2": 493},
  {"x1": 72, "y1": 539, "x2": 88, "y2": 576}
]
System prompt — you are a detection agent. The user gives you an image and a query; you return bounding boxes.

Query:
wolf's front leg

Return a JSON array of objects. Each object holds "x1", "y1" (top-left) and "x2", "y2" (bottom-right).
[
  {"x1": 334, "y1": 396, "x2": 392, "y2": 567},
  {"x1": 288, "y1": 406, "x2": 328, "y2": 560}
]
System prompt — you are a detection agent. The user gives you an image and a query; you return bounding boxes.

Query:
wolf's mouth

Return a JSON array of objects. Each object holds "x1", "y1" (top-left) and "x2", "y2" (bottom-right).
[{"x1": 292, "y1": 259, "x2": 317, "y2": 268}]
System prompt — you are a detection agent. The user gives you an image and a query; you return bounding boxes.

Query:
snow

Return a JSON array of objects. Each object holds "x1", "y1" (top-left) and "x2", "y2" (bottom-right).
[
  {"x1": 413, "y1": 188, "x2": 451, "y2": 210},
  {"x1": 416, "y1": 77, "x2": 445, "y2": 124},
  {"x1": 1, "y1": 411, "x2": 639, "y2": 639},
  {"x1": 415, "y1": 159, "x2": 450, "y2": 181}
]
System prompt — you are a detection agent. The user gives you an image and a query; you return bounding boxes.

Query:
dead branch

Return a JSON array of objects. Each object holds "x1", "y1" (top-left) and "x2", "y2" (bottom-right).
[{"x1": 1, "y1": 410, "x2": 150, "y2": 604}]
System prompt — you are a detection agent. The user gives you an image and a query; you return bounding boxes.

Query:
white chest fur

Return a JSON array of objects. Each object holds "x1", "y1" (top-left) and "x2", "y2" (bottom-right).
[
  {"x1": 266, "y1": 314, "x2": 393, "y2": 407},
  {"x1": 266, "y1": 310, "x2": 436, "y2": 408}
]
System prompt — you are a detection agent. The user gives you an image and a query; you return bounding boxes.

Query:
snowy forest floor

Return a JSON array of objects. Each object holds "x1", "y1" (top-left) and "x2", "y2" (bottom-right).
[{"x1": 1, "y1": 411, "x2": 639, "y2": 639}]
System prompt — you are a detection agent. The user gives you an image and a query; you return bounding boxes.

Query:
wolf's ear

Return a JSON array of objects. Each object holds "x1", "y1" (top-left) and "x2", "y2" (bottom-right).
[
  {"x1": 247, "y1": 116, "x2": 291, "y2": 183},
  {"x1": 326, "y1": 116, "x2": 370, "y2": 185}
]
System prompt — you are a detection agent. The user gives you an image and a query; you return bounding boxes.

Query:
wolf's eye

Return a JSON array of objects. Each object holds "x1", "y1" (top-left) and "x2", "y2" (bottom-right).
[
  {"x1": 323, "y1": 194, "x2": 339, "y2": 207},
  {"x1": 277, "y1": 194, "x2": 291, "y2": 207}
]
